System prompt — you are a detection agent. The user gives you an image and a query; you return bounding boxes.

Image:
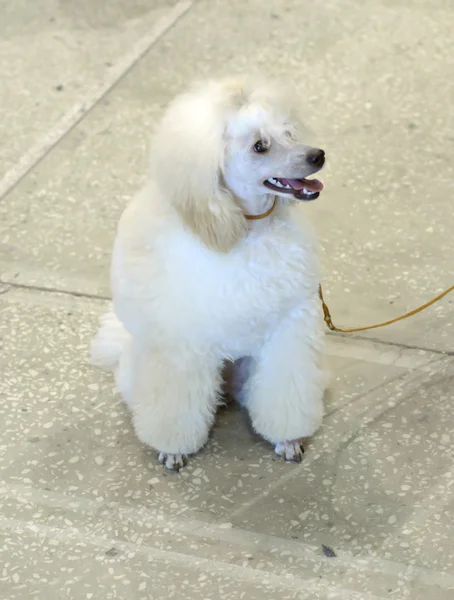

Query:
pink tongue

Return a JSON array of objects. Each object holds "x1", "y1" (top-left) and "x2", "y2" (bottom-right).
[{"x1": 279, "y1": 178, "x2": 324, "y2": 192}]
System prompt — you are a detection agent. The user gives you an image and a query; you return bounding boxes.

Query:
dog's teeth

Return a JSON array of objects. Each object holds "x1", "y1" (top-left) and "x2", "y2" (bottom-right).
[
  {"x1": 269, "y1": 177, "x2": 277, "y2": 184},
  {"x1": 284, "y1": 184, "x2": 292, "y2": 189},
  {"x1": 303, "y1": 187, "x2": 309, "y2": 194},
  {"x1": 275, "y1": 181, "x2": 284, "y2": 188}
]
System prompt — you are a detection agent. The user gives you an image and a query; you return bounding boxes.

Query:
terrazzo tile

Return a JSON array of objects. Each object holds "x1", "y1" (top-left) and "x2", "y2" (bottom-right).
[
  {"x1": 0, "y1": 288, "x2": 453, "y2": 598},
  {"x1": 0, "y1": 0, "x2": 182, "y2": 185}
]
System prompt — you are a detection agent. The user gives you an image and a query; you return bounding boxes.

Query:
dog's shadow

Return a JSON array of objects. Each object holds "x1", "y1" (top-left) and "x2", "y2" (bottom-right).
[{"x1": 212, "y1": 392, "x2": 263, "y2": 445}]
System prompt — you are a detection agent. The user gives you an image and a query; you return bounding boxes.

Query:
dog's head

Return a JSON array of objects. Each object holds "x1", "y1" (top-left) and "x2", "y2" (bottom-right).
[{"x1": 149, "y1": 78, "x2": 325, "y2": 252}]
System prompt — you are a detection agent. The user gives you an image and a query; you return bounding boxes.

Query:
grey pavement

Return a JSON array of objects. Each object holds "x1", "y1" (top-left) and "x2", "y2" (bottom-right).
[{"x1": 1, "y1": 1, "x2": 453, "y2": 598}]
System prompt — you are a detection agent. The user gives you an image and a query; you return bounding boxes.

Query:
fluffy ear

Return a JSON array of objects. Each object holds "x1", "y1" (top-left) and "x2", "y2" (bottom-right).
[
  {"x1": 149, "y1": 83, "x2": 248, "y2": 253},
  {"x1": 177, "y1": 184, "x2": 248, "y2": 253}
]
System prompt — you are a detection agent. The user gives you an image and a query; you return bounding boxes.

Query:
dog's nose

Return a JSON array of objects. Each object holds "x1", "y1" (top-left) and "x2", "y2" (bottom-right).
[{"x1": 306, "y1": 148, "x2": 325, "y2": 167}]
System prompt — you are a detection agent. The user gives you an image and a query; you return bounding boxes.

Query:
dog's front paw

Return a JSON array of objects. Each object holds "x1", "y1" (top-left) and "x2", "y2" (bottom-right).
[
  {"x1": 158, "y1": 452, "x2": 189, "y2": 471},
  {"x1": 275, "y1": 439, "x2": 304, "y2": 463}
]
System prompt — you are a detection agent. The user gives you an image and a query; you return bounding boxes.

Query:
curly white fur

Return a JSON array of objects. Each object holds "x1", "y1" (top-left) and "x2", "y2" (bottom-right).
[{"x1": 90, "y1": 77, "x2": 326, "y2": 469}]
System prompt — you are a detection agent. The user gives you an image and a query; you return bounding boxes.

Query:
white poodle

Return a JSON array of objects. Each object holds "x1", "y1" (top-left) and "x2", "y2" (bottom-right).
[{"x1": 90, "y1": 77, "x2": 326, "y2": 470}]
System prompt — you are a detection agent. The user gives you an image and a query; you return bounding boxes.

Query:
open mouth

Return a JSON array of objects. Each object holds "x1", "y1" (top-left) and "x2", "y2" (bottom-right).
[{"x1": 263, "y1": 177, "x2": 324, "y2": 201}]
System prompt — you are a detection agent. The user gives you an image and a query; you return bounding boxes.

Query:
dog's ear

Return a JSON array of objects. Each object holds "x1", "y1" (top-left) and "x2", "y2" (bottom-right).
[
  {"x1": 177, "y1": 177, "x2": 247, "y2": 253},
  {"x1": 150, "y1": 86, "x2": 248, "y2": 253}
]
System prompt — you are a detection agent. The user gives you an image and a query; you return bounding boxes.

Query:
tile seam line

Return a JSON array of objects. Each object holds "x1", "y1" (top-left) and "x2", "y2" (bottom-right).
[
  {"x1": 0, "y1": 0, "x2": 196, "y2": 202},
  {"x1": 0, "y1": 280, "x2": 110, "y2": 301},
  {"x1": 2, "y1": 279, "x2": 452, "y2": 357},
  {"x1": 327, "y1": 330, "x2": 454, "y2": 357},
  {"x1": 3, "y1": 482, "x2": 454, "y2": 589},
  {"x1": 0, "y1": 515, "x2": 395, "y2": 599}
]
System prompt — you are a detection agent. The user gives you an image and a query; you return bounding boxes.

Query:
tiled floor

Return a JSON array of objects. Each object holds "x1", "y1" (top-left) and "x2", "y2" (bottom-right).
[{"x1": 1, "y1": 1, "x2": 453, "y2": 598}]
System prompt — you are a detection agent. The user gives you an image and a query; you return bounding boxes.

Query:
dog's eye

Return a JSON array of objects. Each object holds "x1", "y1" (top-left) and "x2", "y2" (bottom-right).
[{"x1": 253, "y1": 140, "x2": 269, "y2": 153}]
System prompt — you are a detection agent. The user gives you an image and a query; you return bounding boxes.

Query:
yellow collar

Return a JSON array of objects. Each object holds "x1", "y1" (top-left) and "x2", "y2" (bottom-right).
[{"x1": 244, "y1": 198, "x2": 277, "y2": 221}]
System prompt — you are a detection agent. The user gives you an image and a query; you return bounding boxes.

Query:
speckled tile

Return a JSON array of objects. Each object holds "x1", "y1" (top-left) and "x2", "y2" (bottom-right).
[
  {"x1": 0, "y1": 528, "x2": 337, "y2": 600},
  {"x1": 231, "y1": 357, "x2": 454, "y2": 571},
  {"x1": 1, "y1": 0, "x2": 453, "y2": 353},
  {"x1": 0, "y1": 0, "x2": 185, "y2": 189},
  {"x1": 0, "y1": 288, "x2": 453, "y2": 598}
]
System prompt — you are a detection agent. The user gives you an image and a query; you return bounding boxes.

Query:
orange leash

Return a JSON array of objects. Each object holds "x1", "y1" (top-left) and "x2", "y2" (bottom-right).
[
  {"x1": 319, "y1": 284, "x2": 454, "y2": 334},
  {"x1": 241, "y1": 199, "x2": 453, "y2": 333}
]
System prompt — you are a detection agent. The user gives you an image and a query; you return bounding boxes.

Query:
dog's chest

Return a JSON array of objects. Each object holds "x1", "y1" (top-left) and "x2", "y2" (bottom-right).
[
  {"x1": 160, "y1": 222, "x2": 319, "y2": 352},
  {"x1": 114, "y1": 217, "x2": 319, "y2": 355}
]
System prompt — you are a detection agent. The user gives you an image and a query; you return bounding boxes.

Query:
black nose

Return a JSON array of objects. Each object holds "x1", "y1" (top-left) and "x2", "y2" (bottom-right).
[{"x1": 306, "y1": 148, "x2": 325, "y2": 167}]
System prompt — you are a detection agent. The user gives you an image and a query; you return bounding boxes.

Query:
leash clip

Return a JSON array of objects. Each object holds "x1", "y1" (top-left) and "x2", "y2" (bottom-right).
[{"x1": 324, "y1": 315, "x2": 336, "y2": 331}]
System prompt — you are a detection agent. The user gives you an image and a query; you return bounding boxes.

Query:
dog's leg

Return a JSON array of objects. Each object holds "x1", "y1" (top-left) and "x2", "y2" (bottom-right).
[
  {"x1": 129, "y1": 343, "x2": 222, "y2": 470},
  {"x1": 244, "y1": 305, "x2": 325, "y2": 460}
]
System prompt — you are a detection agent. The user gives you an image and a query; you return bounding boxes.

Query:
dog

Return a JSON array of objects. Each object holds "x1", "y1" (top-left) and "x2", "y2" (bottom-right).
[{"x1": 90, "y1": 77, "x2": 326, "y2": 470}]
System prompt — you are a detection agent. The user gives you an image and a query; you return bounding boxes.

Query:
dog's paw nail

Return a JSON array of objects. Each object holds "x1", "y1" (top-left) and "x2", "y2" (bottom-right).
[
  {"x1": 275, "y1": 440, "x2": 304, "y2": 463},
  {"x1": 158, "y1": 452, "x2": 188, "y2": 471}
]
